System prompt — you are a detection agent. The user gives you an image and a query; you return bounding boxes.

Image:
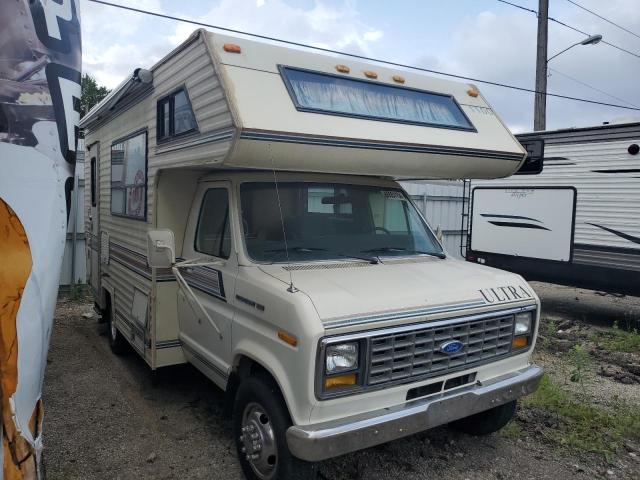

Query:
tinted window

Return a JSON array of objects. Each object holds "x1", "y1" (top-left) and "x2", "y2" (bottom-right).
[
  {"x1": 195, "y1": 189, "x2": 231, "y2": 259},
  {"x1": 280, "y1": 66, "x2": 473, "y2": 130},
  {"x1": 111, "y1": 132, "x2": 146, "y2": 219}
]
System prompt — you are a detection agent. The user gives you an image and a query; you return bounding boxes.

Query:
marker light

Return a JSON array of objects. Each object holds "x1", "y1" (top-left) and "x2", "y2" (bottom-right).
[
  {"x1": 364, "y1": 70, "x2": 378, "y2": 79},
  {"x1": 278, "y1": 330, "x2": 298, "y2": 347},
  {"x1": 335, "y1": 64, "x2": 350, "y2": 73},
  {"x1": 392, "y1": 75, "x2": 405, "y2": 84},
  {"x1": 467, "y1": 87, "x2": 479, "y2": 97},
  {"x1": 223, "y1": 43, "x2": 242, "y2": 53}
]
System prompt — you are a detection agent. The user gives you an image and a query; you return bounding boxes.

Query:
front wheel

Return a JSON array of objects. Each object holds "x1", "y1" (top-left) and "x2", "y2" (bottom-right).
[
  {"x1": 233, "y1": 375, "x2": 316, "y2": 480},
  {"x1": 450, "y1": 400, "x2": 517, "y2": 436}
]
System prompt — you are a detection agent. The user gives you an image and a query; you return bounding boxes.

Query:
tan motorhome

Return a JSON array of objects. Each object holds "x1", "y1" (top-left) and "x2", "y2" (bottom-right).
[{"x1": 81, "y1": 29, "x2": 542, "y2": 480}]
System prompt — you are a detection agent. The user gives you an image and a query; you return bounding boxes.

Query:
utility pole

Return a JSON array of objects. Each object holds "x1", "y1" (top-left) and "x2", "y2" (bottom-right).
[{"x1": 534, "y1": 0, "x2": 549, "y2": 131}]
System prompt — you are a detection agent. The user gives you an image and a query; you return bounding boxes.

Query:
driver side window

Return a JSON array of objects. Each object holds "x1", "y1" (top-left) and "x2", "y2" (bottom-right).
[{"x1": 194, "y1": 188, "x2": 231, "y2": 259}]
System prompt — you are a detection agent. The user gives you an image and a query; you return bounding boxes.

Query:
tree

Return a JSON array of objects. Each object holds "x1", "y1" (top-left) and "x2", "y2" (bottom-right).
[{"x1": 80, "y1": 73, "x2": 110, "y2": 117}]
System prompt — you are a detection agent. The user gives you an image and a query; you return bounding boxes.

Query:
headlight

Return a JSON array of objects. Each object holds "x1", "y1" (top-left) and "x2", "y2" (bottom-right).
[
  {"x1": 514, "y1": 312, "x2": 532, "y2": 335},
  {"x1": 325, "y1": 343, "x2": 359, "y2": 374}
]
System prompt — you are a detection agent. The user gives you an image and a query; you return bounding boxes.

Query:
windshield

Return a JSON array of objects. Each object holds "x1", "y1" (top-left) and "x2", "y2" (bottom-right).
[{"x1": 240, "y1": 182, "x2": 444, "y2": 263}]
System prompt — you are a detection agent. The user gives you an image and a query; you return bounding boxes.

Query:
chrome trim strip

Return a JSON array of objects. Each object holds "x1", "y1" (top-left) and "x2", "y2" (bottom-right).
[
  {"x1": 289, "y1": 364, "x2": 543, "y2": 462},
  {"x1": 323, "y1": 299, "x2": 487, "y2": 329},
  {"x1": 325, "y1": 304, "x2": 536, "y2": 343}
]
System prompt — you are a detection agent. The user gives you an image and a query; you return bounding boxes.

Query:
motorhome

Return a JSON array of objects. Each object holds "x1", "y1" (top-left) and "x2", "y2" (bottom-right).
[
  {"x1": 466, "y1": 122, "x2": 640, "y2": 296},
  {"x1": 81, "y1": 29, "x2": 542, "y2": 480}
]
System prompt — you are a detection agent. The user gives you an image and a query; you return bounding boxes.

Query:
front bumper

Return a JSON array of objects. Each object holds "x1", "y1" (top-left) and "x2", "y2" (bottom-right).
[{"x1": 287, "y1": 364, "x2": 543, "y2": 461}]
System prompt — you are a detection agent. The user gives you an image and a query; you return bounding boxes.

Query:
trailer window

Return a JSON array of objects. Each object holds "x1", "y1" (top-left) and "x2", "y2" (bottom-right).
[
  {"x1": 195, "y1": 188, "x2": 231, "y2": 259},
  {"x1": 280, "y1": 66, "x2": 474, "y2": 131},
  {"x1": 157, "y1": 88, "x2": 198, "y2": 141},
  {"x1": 110, "y1": 131, "x2": 147, "y2": 220}
]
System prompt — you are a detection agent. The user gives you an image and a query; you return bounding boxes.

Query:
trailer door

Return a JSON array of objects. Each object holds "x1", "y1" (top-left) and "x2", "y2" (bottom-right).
[{"x1": 87, "y1": 143, "x2": 100, "y2": 296}]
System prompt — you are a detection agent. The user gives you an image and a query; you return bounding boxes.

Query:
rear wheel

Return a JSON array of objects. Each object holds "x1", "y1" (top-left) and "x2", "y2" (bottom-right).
[
  {"x1": 106, "y1": 302, "x2": 129, "y2": 355},
  {"x1": 233, "y1": 374, "x2": 316, "y2": 480},
  {"x1": 450, "y1": 400, "x2": 517, "y2": 436}
]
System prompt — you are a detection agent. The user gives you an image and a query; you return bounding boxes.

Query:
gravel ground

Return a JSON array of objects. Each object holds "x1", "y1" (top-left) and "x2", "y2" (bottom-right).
[{"x1": 43, "y1": 282, "x2": 640, "y2": 480}]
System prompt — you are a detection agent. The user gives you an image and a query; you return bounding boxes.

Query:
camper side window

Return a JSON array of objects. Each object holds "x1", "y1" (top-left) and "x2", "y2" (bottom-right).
[
  {"x1": 157, "y1": 88, "x2": 198, "y2": 141},
  {"x1": 194, "y1": 189, "x2": 231, "y2": 259},
  {"x1": 110, "y1": 132, "x2": 147, "y2": 220}
]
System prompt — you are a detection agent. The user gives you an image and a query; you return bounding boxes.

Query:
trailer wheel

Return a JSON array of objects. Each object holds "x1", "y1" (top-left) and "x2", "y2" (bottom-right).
[
  {"x1": 106, "y1": 303, "x2": 129, "y2": 355},
  {"x1": 233, "y1": 374, "x2": 316, "y2": 480},
  {"x1": 450, "y1": 400, "x2": 517, "y2": 436}
]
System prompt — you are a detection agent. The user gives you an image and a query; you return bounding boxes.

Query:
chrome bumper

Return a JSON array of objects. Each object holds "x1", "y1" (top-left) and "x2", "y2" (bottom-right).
[{"x1": 287, "y1": 364, "x2": 543, "y2": 462}]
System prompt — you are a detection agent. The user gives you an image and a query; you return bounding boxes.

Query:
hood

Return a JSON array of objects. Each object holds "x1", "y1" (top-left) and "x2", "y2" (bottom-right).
[{"x1": 259, "y1": 257, "x2": 536, "y2": 328}]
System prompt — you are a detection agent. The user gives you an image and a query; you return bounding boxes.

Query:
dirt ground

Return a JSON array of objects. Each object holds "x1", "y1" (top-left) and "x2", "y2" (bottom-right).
[{"x1": 43, "y1": 282, "x2": 640, "y2": 480}]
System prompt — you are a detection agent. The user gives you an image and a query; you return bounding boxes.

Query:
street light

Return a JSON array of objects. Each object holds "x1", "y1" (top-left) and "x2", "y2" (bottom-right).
[
  {"x1": 547, "y1": 34, "x2": 603, "y2": 63},
  {"x1": 534, "y1": 30, "x2": 603, "y2": 131}
]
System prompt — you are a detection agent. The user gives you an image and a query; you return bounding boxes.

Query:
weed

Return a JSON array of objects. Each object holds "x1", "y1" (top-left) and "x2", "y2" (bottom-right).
[
  {"x1": 568, "y1": 344, "x2": 589, "y2": 390},
  {"x1": 522, "y1": 375, "x2": 640, "y2": 460},
  {"x1": 591, "y1": 325, "x2": 640, "y2": 353}
]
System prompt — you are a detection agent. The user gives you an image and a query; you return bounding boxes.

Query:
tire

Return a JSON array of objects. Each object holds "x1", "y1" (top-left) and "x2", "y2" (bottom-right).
[
  {"x1": 233, "y1": 374, "x2": 317, "y2": 480},
  {"x1": 106, "y1": 303, "x2": 129, "y2": 355},
  {"x1": 450, "y1": 400, "x2": 517, "y2": 436}
]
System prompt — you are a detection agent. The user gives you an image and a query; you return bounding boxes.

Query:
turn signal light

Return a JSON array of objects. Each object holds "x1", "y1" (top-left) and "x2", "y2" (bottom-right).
[
  {"x1": 335, "y1": 64, "x2": 350, "y2": 73},
  {"x1": 324, "y1": 373, "x2": 357, "y2": 389},
  {"x1": 512, "y1": 336, "x2": 528, "y2": 349},
  {"x1": 223, "y1": 43, "x2": 242, "y2": 54},
  {"x1": 278, "y1": 330, "x2": 298, "y2": 347},
  {"x1": 363, "y1": 70, "x2": 378, "y2": 79}
]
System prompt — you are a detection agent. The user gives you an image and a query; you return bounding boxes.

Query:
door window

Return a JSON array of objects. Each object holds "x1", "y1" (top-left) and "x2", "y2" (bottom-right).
[{"x1": 194, "y1": 188, "x2": 231, "y2": 259}]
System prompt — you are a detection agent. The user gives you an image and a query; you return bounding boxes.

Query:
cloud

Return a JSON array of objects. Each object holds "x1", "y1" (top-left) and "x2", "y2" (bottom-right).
[{"x1": 434, "y1": 2, "x2": 640, "y2": 130}]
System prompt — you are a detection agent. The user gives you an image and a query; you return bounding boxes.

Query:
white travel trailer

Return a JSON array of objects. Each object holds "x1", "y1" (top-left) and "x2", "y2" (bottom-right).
[
  {"x1": 466, "y1": 122, "x2": 640, "y2": 296},
  {"x1": 81, "y1": 29, "x2": 542, "y2": 480}
]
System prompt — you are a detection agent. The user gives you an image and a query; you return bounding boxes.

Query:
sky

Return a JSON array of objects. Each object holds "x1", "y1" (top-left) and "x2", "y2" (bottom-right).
[{"x1": 79, "y1": 0, "x2": 640, "y2": 133}]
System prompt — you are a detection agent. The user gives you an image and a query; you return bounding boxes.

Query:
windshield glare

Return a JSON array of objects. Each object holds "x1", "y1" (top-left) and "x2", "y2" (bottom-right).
[{"x1": 240, "y1": 182, "x2": 444, "y2": 263}]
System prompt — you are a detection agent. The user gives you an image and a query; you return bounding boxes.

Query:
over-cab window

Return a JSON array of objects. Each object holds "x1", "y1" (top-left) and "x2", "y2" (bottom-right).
[
  {"x1": 157, "y1": 88, "x2": 198, "y2": 141},
  {"x1": 279, "y1": 66, "x2": 474, "y2": 131},
  {"x1": 110, "y1": 131, "x2": 147, "y2": 220},
  {"x1": 195, "y1": 189, "x2": 231, "y2": 259}
]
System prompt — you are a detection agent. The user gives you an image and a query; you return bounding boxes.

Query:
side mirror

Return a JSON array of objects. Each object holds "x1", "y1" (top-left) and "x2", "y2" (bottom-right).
[
  {"x1": 515, "y1": 139, "x2": 544, "y2": 175},
  {"x1": 147, "y1": 229, "x2": 175, "y2": 269}
]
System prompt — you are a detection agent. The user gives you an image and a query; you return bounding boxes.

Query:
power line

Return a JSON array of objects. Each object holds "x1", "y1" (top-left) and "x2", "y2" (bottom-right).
[
  {"x1": 85, "y1": 0, "x2": 640, "y2": 112},
  {"x1": 495, "y1": 0, "x2": 640, "y2": 59},
  {"x1": 565, "y1": 0, "x2": 640, "y2": 41},
  {"x1": 548, "y1": 67, "x2": 640, "y2": 108}
]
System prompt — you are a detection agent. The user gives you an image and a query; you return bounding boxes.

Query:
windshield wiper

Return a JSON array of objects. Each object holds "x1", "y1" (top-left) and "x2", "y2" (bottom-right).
[
  {"x1": 361, "y1": 247, "x2": 446, "y2": 259},
  {"x1": 336, "y1": 252, "x2": 379, "y2": 264}
]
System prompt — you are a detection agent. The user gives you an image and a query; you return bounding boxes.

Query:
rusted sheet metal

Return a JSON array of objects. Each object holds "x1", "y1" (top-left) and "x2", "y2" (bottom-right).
[{"x1": 1, "y1": 1, "x2": 82, "y2": 479}]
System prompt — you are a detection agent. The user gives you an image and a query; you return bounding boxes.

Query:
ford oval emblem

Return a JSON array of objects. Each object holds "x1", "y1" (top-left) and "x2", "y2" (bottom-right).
[{"x1": 440, "y1": 340, "x2": 464, "y2": 354}]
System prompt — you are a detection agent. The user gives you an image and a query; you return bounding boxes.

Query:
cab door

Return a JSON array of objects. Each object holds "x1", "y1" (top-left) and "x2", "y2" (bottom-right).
[{"x1": 177, "y1": 181, "x2": 238, "y2": 387}]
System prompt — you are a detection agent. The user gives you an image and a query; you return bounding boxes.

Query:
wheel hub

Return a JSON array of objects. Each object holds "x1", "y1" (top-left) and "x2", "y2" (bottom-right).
[{"x1": 240, "y1": 402, "x2": 277, "y2": 479}]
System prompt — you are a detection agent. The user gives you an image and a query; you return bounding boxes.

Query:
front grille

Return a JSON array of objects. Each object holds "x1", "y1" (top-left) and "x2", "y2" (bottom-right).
[{"x1": 367, "y1": 314, "x2": 515, "y2": 386}]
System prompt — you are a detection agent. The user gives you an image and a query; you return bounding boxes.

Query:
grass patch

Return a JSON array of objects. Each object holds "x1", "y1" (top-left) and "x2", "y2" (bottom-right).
[
  {"x1": 522, "y1": 375, "x2": 640, "y2": 460},
  {"x1": 500, "y1": 421, "x2": 522, "y2": 439},
  {"x1": 590, "y1": 326, "x2": 640, "y2": 353}
]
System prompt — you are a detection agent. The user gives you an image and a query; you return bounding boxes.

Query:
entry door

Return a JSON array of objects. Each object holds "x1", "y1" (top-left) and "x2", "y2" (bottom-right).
[
  {"x1": 87, "y1": 143, "x2": 100, "y2": 295},
  {"x1": 177, "y1": 182, "x2": 238, "y2": 387}
]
